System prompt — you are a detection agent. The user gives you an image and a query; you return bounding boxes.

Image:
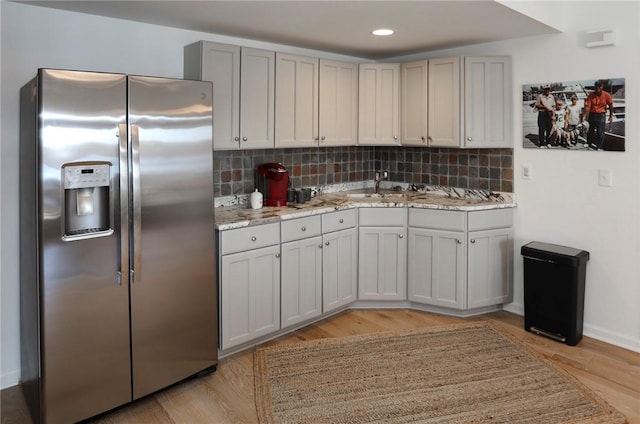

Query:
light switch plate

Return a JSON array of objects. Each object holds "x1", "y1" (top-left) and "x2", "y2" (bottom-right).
[
  {"x1": 598, "y1": 169, "x2": 613, "y2": 187},
  {"x1": 522, "y1": 165, "x2": 532, "y2": 180}
]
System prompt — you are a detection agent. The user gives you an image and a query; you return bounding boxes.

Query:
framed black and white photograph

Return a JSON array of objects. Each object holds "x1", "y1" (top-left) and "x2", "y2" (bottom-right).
[{"x1": 522, "y1": 78, "x2": 625, "y2": 151}]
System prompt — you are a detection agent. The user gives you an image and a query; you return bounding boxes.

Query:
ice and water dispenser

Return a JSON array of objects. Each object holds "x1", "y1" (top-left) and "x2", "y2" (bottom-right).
[{"x1": 62, "y1": 162, "x2": 112, "y2": 239}]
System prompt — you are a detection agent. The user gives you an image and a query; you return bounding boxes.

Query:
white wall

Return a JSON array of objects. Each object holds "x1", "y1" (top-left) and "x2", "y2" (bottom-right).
[
  {"x1": 2, "y1": 1, "x2": 639, "y2": 390},
  {"x1": 390, "y1": 1, "x2": 640, "y2": 351},
  {"x1": 0, "y1": 1, "x2": 363, "y2": 390}
]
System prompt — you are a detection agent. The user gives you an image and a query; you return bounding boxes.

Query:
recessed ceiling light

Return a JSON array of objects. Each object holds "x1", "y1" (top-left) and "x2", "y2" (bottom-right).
[{"x1": 372, "y1": 28, "x2": 394, "y2": 36}]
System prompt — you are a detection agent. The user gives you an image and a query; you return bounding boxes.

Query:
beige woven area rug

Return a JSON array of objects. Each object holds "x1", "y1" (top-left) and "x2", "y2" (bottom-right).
[{"x1": 254, "y1": 322, "x2": 627, "y2": 424}]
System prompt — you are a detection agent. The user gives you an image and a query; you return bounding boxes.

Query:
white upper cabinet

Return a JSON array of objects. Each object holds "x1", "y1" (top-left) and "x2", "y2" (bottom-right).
[
  {"x1": 402, "y1": 56, "x2": 512, "y2": 148},
  {"x1": 184, "y1": 41, "x2": 274, "y2": 150},
  {"x1": 401, "y1": 60, "x2": 429, "y2": 146},
  {"x1": 275, "y1": 56, "x2": 358, "y2": 148},
  {"x1": 464, "y1": 56, "x2": 512, "y2": 148},
  {"x1": 275, "y1": 53, "x2": 319, "y2": 148},
  {"x1": 358, "y1": 63, "x2": 401, "y2": 145},
  {"x1": 428, "y1": 56, "x2": 462, "y2": 148},
  {"x1": 319, "y1": 59, "x2": 358, "y2": 146}
]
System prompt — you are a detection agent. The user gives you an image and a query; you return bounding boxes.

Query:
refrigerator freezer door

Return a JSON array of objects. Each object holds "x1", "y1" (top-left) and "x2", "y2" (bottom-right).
[
  {"x1": 127, "y1": 76, "x2": 217, "y2": 399},
  {"x1": 36, "y1": 69, "x2": 131, "y2": 423}
]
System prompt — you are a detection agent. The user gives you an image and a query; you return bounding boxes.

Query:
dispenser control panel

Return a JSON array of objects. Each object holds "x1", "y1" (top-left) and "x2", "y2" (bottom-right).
[{"x1": 63, "y1": 164, "x2": 110, "y2": 189}]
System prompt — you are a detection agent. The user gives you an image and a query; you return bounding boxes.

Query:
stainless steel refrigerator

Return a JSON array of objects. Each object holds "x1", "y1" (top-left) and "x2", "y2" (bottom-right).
[{"x1": 19, "y1": 69, "x2": 218, "y2": 424}]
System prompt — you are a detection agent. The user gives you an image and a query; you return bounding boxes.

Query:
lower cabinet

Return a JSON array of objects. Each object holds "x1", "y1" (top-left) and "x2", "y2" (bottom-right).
[
  {"x1": 220, "y1": 244, "x2": 281, "y2": 350},
  {"x1": 407, "y1": 228, "x2": 464, "y2": 308},
  {"x1": 219, "y1": 223, "x2": 281, "y2": 351},
  {"x1": 322, "y1": 210, "x2": 358, "y2": 313},
  {"x1": 467, "y1": 227, "x2": 513, "y2": 308},
  {"x1": 407, "y1": 208, "x2": 513, "y2": 310},
  {"x1": 280, "y1": 216, "x2": 323, "y2": 329},
  {"x1": 358, "y1": 208, "x2": 407, "y2": 300}
]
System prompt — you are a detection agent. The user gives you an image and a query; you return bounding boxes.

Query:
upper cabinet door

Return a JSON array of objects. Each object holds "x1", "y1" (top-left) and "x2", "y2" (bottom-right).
[
  {"x1": 464, "y1": 56, "x2": 512, "y2": 148},
  {"x1": 241, "y1": 48, "x2": 275, "y2": 149},
  {"x1": 358, "y1": 63, "x2": 400, "y2": 145},
  {"x1": 401, "y1": 60, "x2": 428, "y2": 146},
  {"x1": 428, "y1": 56, "x2": 462, "y2": 148},
  {"x1": 275, "y1": 53, "x2": 319, "y2": 148},
  {"x1": 184, "y1": 41, "x2": 241, "y2": 150},
  {"x1": 319, "y1": 60, "x2": 358, "y2": 146}
]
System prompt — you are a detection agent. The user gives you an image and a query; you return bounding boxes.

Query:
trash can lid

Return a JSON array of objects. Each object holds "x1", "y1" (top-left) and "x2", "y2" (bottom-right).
[{"x1": 521, "y1": 241, "x2": 590, "y2": 264}]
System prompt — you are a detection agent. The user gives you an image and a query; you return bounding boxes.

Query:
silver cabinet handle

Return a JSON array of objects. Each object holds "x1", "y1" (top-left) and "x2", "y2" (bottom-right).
[
  {"x1": 301, "y1": 226, "x2": 306, "y2": 231},
  {"x1": 242, "y1": 136, "x2": 248, "y2": 141},
  {"x1": 325, "y1": 241, "x2": 330, "y2": 246},
  {"x1": 421, "y1": 136, "x2": 426, "y2": 143},
  {"x1": 251, "y1": 236, "x2": 257, "y2": 242},
  {"x1": 457, "y1": 239, "x2": 462, "y2": 244},
  {"x1": 470, "y1": 239, "x2": 476, "y2": 243},
  {"x1": 234, "y1": 136, "x2": 240, "y2": 142},
  {"x1": 314, "y1": 136, "x2": 319, "y2": 141},
  {"x1": 275, "y1": 252, "x2": 280, "y2": 258},
  {"x1": 467, "y1": 137, "x2": 472, "y2": 141},
  {"x1": 393, "y1": 135, "x2": 398, "y2": 140},
  {"x1": 318, "y1": 244, "x2": 323, "y2": 249},
  {"x1": 428, "y1": 136, "x2": 433, "y2": 142},
  {"x1": 131, "y1": 124, "x2": 142, "y2": 284},
  {"x1": 321, "y1": 136, "x2": 326, "y2": 141},
  {"x1": 399, "y1": 234, "x2": 404, "y2": 239},
  {"x1": 118, "y1": 123, "x2": 129, "y2": 287},
  {"x1": 339, "y1": 218, "x2": 344, "y2": 223}
]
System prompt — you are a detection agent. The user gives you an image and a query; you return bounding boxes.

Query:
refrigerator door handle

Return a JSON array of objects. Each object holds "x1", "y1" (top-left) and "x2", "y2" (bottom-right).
[
  {"x1": 118, "y1": 123, "x2": 129, "y2": 286},
  {"x1": 131, "y1": 124, "x2": 142, "y2": 284}
]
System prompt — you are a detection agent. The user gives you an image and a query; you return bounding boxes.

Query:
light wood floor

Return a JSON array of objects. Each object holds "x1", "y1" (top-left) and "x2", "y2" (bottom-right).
[{"x1": 2, "y1": 309, "x2": 639, "y2": 423}]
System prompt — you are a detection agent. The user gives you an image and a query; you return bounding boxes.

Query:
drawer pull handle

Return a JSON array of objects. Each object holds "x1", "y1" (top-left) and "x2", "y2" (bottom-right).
[
  {"x1": 339, "y1": 218, "x2": 344, "y2": 223},
  {"x1": 251, "y1": 236, "x2": 257, "y2": 242},
  {"x1": 275, "y1": 252, "x2": 280, "y2": 258},
  {"x1": 470, "y1": 239, "x2": 476, "y2": 244},
  {"x1": 301, "y1": 226, "x2": 306, "y2": 231},
  {"x1": 399, "y1": 234, "x2": 404, "y2": 239},
  {"x1": 457, "y1": 239, "x2": 462, "y2": 244},
  {"x1": 318, "y1": 244, "x2": 323, "y2": 249},
  {"x1": 325, "y1": 241, "x2": 330, "y2": 246}
]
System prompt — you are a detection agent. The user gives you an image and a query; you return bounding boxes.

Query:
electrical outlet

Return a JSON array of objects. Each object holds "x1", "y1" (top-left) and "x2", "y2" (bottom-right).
[
  {"x1": 522, "y1": 165, "x2": 532, "y2": 180},
  {"x1": 598, "y1": 169, "x2": 612, "y2": 187}
]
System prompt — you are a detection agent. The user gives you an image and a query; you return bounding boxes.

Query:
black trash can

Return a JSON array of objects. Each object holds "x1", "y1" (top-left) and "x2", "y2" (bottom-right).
[{"x1": 521, "y1": 241, "x2": 590, "y2": 346}]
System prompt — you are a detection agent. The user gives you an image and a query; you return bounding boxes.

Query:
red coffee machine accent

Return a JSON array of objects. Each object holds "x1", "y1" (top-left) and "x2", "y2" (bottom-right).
[{"x1": 255, "y1": 163, "x2": 289, "y2": 206}]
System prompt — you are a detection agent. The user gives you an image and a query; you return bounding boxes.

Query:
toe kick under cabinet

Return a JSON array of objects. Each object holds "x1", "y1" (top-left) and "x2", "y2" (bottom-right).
[{"x1": 407, "y1": 208, "x2": 513, "y2": 312}]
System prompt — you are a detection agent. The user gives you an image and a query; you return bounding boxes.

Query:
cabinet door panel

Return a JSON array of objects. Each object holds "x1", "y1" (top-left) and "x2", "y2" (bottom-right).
[
  {"x1": 428, "y1": 57, "x2": 461, "y2": 147},
  {"x1": 281, "y1": 237, "x2": 322, "y2": 328},
  {"x1": 323, "y1": 228, "x2": 357, "y2": 312},
  {"x1": 319, "y1": 60, "x2": 358, "y2": 146},
  {"x1": 358, "y1": 64, "x2": 400, "y2": 145},
  {"x1": 464, "y1": 57, "x2": 512, "y2": 148},
  {"x1": 241, "y1": 48, "x2": 275, "y2": 149},
  {"x1": 358, "y1": 227, "x2": 406, "y2": 300},
  {"x1": 220, "y1": 245, "x2": 280, "y2": 351},
  {"x1": 408, "y1": 228, "x2": 464, "y2": 309},
  {"x1": 468, "y1": 228, "x2": 513, "y2": 308},
  {"x1": 275, "y1": 54, "x2": 318, "y2": 147},
  {"x1": 401, "y1": 60, "x2": 428, "y2": 146}
]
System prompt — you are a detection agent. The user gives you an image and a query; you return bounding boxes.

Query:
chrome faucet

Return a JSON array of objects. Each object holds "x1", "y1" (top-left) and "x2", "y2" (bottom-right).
[{"x1": 374, "y1": 170, "x2": 389, "y2": 193}]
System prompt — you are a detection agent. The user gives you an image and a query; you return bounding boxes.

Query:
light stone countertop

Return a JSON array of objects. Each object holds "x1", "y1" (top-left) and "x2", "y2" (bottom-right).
[{"x1": 215, "y1": 183, "x2": 516, "y2": 231}]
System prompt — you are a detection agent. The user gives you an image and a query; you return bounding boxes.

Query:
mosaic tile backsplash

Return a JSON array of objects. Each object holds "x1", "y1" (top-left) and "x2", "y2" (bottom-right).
[{"x1": 213, "y1": 146, "x2": 513, "y2": 197}]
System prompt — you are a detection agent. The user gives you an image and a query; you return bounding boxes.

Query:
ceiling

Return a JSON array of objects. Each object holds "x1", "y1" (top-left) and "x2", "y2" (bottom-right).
[{"x1": 16, "y1": 1, "x2": 561, "y2": 60}]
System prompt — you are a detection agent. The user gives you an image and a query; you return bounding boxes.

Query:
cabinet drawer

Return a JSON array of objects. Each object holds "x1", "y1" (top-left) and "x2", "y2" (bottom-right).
[
  {"x1": 359, "y1": 207, "x2": 406, "y2": 227},
  {"x1": 281, "y1": 215, "x2": 322, "y2": 242},
  {"x1": 220, "y1": 223, "x2": 280, "y2": 255},
  {"x1": 408, "y1": 208, "x2": 465, "y2": 231},
  {"x1": 322, "y1": 209, "x2": 357, "y2": 233},
  {"x1": 468, "y1": 208, "x2": 513, "y2": 231}
]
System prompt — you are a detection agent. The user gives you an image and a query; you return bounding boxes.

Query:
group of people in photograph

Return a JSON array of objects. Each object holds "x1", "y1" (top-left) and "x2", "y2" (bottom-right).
[{"x1": 535, "y1": 81, "x2": 614, "y2": 150}]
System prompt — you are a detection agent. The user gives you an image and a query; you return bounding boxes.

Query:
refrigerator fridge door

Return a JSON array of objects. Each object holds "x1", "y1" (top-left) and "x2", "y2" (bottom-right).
[
  {"x1": 127, "y1": 76, "x2": 217, "y2": 399},
  {"x1": 24, "y1": 69, "x2": 132, "y2": 423}
]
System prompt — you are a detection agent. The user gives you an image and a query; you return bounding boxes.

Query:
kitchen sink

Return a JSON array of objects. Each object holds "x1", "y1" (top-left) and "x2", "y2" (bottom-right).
[{"x1": 346, "y1": 192, "x2": 405, "y2": 199}]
